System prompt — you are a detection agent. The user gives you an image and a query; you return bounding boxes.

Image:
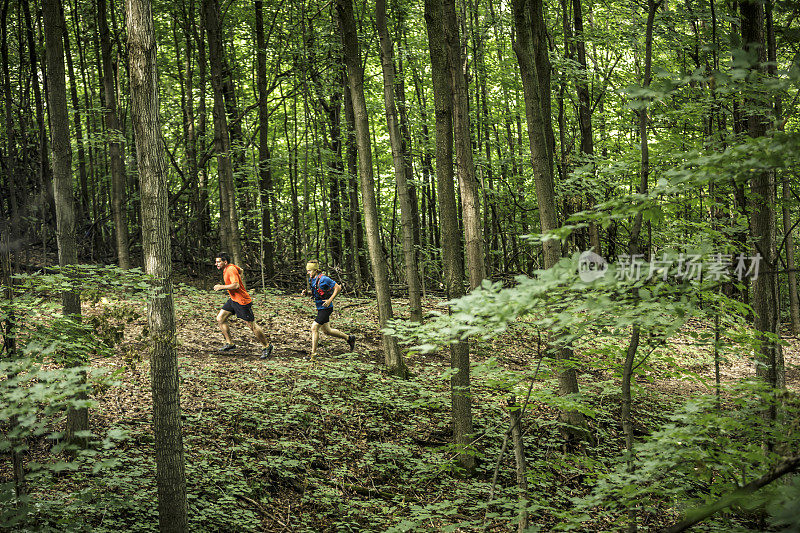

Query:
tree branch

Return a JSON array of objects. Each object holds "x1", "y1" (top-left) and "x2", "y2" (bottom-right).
[{"x1": 659, "y1": 454, "x2": 800, "y2": 533}]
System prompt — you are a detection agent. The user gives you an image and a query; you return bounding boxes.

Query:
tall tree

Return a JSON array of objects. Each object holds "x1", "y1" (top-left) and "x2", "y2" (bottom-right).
[
  {"x1": 443, "y1": 0, "x2": 486, "y2": 289},
  {"x1": 126, "y1": 0, "x2": 188, "y2": 528},
  {"x1": 512, "y1": 0, "x2": 587, "y2": 441},
  {"x1": 60, "y1": 1, "x2": 90, "y2": 224},
  {"x1": 43, "y1": 0, "x2": 87, "y2": 443},
  {"x1": 1, "y1": 0, "x2": 19, "y2": 243},
  {"x1": 740, "y1": 0, "x2": 783, "y2": 397},
  {"x1": 195, "y1": 12, "x2": 212, "y2": 249},
  {"x1": 570, "y1": 0, "x2": 601, "y2": 253},
  {"x1": 342, "y1": 67, "x2": 368, "y2": 288},
  {"x1": 337, "y1": 0, "x2": 407, "y2": 377},
  {"x1": 425, "y1": 0, "x2": 474, "y2": 471},
  {"x1": 203, "y1": 0, "x2": 243, "y2": 265},
  {"x1": 376, "y1": 0, "x2": 422, "y2": 322},
  {"x1": 255, "y1": 0, "x2": 275, "y2": 278},
  {"x1": 621, "y1": 4, "x2": 661, "y2": 530},
  {"x1": 98, "y1": 0, "x2": 130, "y2": 268},
  {"x1": 24, "y1": 0, "x2": 56, "y2": 237},
  {"x1": 766, "y1": 0, "x2": 800, "y2": 335}
]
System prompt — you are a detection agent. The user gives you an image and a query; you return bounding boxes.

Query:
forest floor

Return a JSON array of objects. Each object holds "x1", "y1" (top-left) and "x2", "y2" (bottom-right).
[{"x1": 5, "y1": 270, "x2": 800, "y2": 532}]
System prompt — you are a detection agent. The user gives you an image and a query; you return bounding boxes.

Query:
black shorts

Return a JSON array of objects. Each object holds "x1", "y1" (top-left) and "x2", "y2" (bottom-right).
[
  {"x1": 222, "y1": 299, "x2": 255, "y2": 322},
  {"x1": 314, "y1": 307, "x2": 334, "y2": 325}
]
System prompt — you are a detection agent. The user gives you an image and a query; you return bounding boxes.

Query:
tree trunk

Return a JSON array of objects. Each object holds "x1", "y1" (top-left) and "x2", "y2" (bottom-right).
[
  {"x1": 376, "y1": 0, "x2": 422, "y2": 322},
  {"x1": 512, "y1": 0, "x2": 587, "y2": 440},
  {"x1": 42, "y1": 0, "x2": 87, "y2": 444},
  {"x1": 443, "y1": 0, "x2": 485, "y2": 289},
  {"x1": 337, "y1": 0, "x2": 407, "y2": 377},
  {"x1": 410, "y1": 53, "x2": 439, "y2": 256},
  {"x1": 342, "y1": 68, "x2": 367, "y2": 289},
  {"x1": 1, "y1": 246, "x2": 26, "y2": 499},
  {"x1": 70, "y1": 0, "x2": 101, "y2": 258},
  {"x1": 98, "y1": 0, "x2": 130, "y2": 269},
  {"x1": 25, "y1": 0, "x2": 57, "y2": 237},
  {"x1": 394, "y1": 19, "x2": 421, "y2": 255},
  {"x1": 425, "y1": 0, "x2": 474, "y2": 471},
  {"x1": 572, "y1": 0, "x2": 601, "y2": 253},
  {"x1": 509, "y1": 399, "x2": 529, "y2": 532},
  {"x1": 766, "y1": 0, "x2": 799, "y2": 335},
  {"x1": 1, "y1": 0, "x2": 20, "y2": 244},
  {"x1": 196, "y1": 15, "x2": 212, "y2": 249},
  {"x1": 255, "y1": 0, "x2": 275, "y2": 278},
  {"x1": 177, "y1": 0, "x2": 202, "y2": 266},
  {"x1": 126, "y1": 0, "x2": 189, "y2": 528},
  {"x1": 620, "y1": 4, "x2": 660, "y2": 526},
  {"x1": 622, "y1": 326, "x2": 640, "y2": 533},
  {"x1": 741, "y1": 0, "x2": 783, "y2": 397},
  {"x1": 60, "y1": 3, "x2": 90, "y2": 225},
  {"x1": 203, "y1": 0, "x2": 242, "y2": 266}
]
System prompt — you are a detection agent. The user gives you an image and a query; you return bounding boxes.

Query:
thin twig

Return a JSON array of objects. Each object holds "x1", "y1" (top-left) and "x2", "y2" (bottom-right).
[{"x1": 485, "y1": 331, "x2": 543, "y2": 521}]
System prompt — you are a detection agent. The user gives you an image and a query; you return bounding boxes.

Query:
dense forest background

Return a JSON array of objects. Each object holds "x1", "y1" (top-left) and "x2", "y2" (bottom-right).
[
  {"x1": 3, "y1": 0, "x2": 794, "y2": 285},
  {"x1": 2, "y1": 0, "x2": 800, "y2": 530}
]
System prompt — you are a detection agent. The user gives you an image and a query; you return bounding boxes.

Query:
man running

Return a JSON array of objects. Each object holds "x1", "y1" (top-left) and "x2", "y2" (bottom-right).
[
  {"x1": 214, "y1": 253, "x2": 274, "y2": 359},
  {"x1": 305, "y1": 260, "x2": 355, "y2": 359}
]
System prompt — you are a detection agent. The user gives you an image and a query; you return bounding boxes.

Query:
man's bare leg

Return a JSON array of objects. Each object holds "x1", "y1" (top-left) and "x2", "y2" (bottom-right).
[
  {"x1": 217, "y1": 309, "x2": 234, "y2": 345},
  {"x1": 247, "y1": 320, "x2": 269, "y2": 347}
]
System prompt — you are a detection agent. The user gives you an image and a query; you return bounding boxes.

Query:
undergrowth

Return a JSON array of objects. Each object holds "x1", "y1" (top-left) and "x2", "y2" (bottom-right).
[{"x1": 2, "y1": 284, "x2": 799, "y2": 531}]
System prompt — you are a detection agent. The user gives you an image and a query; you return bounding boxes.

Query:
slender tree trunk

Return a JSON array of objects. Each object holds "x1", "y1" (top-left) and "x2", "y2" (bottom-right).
[
  {"x1": 255, "y1": 0, "x2": 275, "y2": 278},
  {"x1": 342, "y1": 68, "x2": 367, "y2": 288},
  {"x1": 572, "y1": 0, "x2": 601, "y2": 253},
  {"x1": 471, "y1": 1, "x2": 495, "y2": 273},
  {"x1": 1, "y1": 245, "x2": 26, "y2": 499},
  {"x1": 24, "y1": 0, "x2": 56, "y2": 236},
  {"x1": 203, "y1": 0, "x2": 242, "y2": 266},
  {"x1": 395, "y1": 22, "x2": 421, "y2": 254},
  {"x1": 780, "y1": 177, "x2": 799, "y2": 338},
  {"x1": 1, "y1": 0, "x2": 20, "y2": 243},
  {"x1": 443, "y1": 0, "x2": 485, "y2": 289},
  {"x1": 98, "y1": 0, "x2": 130, "y2": 268},
  {"x1": 303, "y1": 14, "x2": 345, "y2": 269},
  {"x1": 327, "y1": 95, "x2": 344, "y2": 269},
  {"x1": 337, "y1": 0, "x2": 407, "y2": 377},
  {"x1": 61, "y1": 3, "x2": 89, "y2": 224},
  {"x1": 630, "y1": 1, "x2": 658, "y2": 251},
  {"x1": 741, "y1": 0, "x2": 782, "y2": 397},
  {"x1": 126, "y1": 0, "x2": 188, "y2": 528},
  {"x1": 177, "y1": 0, "x2": 201, "y2": 265},
  {"x1": 425, "y1": 0, "x2": 474, "y2": 471},
  {"x1": 765, "y1": 0, "x2": 799, "y2": 335},
  {"x1": 620, "y1": 6, "x2": 660, "y2": 528},
  {"x1": 410, "y1": 54, "x2": 439, "y2": 255},
  {"x1": 196, "y1": 16, "x2": 211, "y2": 248},
  {"x1": 512, "y1": 0, "x2": 587, "y2": 440},
  {"x1": 70, "y1": 0, "x2": 99, "y2": 257},
  {"x1": 622, "y1": 325, "x2": 639, "y2": 533},
  {"x1": 509, "y1": 399, "x2": 529, "y2": 532},
  {"x1": 43, "y1": 0, "x2": 87, "y2": 442},
  {"x1": 376, "y1": 0, "x2": 422, "y2": 322}
]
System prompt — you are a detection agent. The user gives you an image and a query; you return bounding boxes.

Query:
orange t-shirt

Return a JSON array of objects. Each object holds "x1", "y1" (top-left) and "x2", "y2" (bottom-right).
[{"x1": 224, "y1": 264, "x2": 251, "y2": 305}]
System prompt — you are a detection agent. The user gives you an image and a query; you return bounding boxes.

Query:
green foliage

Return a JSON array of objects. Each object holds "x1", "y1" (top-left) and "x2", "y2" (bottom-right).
[
  {"x1": 557, "y1": 382, "x2": 800, "y2": 532},
  {"x1": 387, "y1": 126, "x2": 800, "y2": 531},
  {"x1": 0, "y1": 354, "x2": 126, "y2": 530}
]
